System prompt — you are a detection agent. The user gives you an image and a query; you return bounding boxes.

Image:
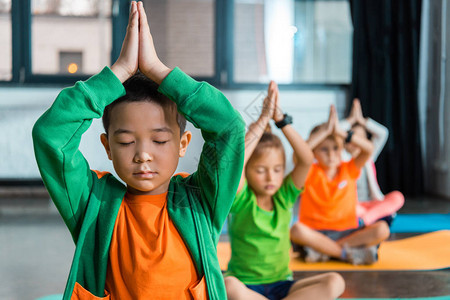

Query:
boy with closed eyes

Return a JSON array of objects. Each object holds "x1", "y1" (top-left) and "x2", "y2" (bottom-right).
[{"x1": 32, "y1": 2, "x2": 244, "y2": 299}]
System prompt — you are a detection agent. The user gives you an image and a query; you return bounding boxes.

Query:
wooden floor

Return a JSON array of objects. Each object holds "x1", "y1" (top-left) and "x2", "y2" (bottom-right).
[{"x1": 0, "y1": 192, "x2": 449, "y2": 299}]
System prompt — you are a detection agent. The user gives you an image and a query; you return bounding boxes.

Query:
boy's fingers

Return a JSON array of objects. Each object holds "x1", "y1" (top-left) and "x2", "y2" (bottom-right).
[
  {"x1": 128, "y1": 1, "x2": 137, "y2": 25},
  {"x1": 138, "y1": 1, "x2": 151, "y2": 35},
  {"x1": 268, "y1": 81, "x2": 277, "y2": 101},
  {"x1": 274, "y1": 84, "x2": 279, "y2": 104},
  {"x1": 126, "y1": 4, "x2": 138, "y2": 35},
  {"x1": 130, "y1": 8, "x2": 138, "y2": 30}
]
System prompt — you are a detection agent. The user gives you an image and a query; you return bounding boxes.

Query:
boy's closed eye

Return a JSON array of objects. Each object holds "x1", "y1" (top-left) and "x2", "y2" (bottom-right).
[
  {"x1": 151, "y1": 132, "x2": 173, "y2": 145},
  {"x1": 274, "y1": 166, "x2": 283, "y2": 173},
  {"x1": 256, "y1": 167, "x2": 266, "y2": 174}
]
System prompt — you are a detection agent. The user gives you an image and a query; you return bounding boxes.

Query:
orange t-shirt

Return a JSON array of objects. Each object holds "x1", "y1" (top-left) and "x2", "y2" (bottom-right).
[
  {"x1": 104, "y1": 192, "x2": 207, "y2": 300},
  {"x1": 299, "y1": 160, "x2": 360, "y2": 231}
]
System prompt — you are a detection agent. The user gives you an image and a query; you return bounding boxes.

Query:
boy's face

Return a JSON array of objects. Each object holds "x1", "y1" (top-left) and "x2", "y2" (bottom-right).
[
  {"x1": 313, "y1": 137, "x2": 342, "y2": 171},
  {"x1": 246, "y1": 148, "x2": 285, "y2": 197},
  {"x1": 101, "y1": 101, "x2": 191, "y2": 195}
]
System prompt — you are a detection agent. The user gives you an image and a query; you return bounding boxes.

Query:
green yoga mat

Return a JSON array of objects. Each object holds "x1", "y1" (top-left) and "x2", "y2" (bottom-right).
[{"x1": 391, "y1": 214, "x2": 450, "y2": 233}]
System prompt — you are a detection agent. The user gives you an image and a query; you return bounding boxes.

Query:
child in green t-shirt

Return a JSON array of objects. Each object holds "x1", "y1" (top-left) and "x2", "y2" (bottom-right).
[{"x1": 224, "y1": 82, "x2": 345, "y2": 300}]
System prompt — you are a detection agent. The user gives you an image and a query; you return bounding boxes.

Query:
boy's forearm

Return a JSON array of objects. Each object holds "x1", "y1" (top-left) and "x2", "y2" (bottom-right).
[
  {"x1": 32, "y1": 67, "x2": 125, "y2": 234},
  {"x1": 350, "y1": 133, "x2": 374, "y2": 155},
  {"x1": 111, "y1": 63, "x2": 131, "y2": 83},
  {"x1": 352, "y1": 137, "x2": 373, "y2": 169},
  {"x1": 34, "y1": 67, "x2": 125, "y2": 143},
  {"x1": 307, "y1": 127, "x2": 329, "y2": 150},
  {"x1": 159, "y1": 67, "x2": 245, "y2": 235},
  {"x1": 244, "y1": 115, "x2": 270, "y2": 163},
  {"x1": 158, "y1": 67, "x2": 243, "y2": 132},
  {"x1": 142, "y1": 61, "x2": 171, "y2": 85},
  {"x1": 282, "y1": 125, "x2": 314, "y2": 166}
]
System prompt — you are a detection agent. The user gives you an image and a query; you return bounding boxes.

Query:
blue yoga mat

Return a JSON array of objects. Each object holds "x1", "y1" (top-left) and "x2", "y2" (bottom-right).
[
  {"x1": 221, "y1": 214, "x2": 450, "y2": 234},
  {"x1": 391, "y1": 214, "x2": 450, "y2": 233}
]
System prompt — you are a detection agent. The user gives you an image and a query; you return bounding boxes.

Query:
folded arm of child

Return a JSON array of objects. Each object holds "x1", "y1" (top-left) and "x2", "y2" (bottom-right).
[
  {"x1": 135, "y1": 2, "x2": 245, "y2": 236},
  {"x1": 341, "y1": 98, "x2": 388, "y2": 161},
  {"x1": 272, "y1": 86, "x2": 313, "y2": 189},
  {"x1": 308, "y1": 105, "x2": 373, "y2": 169},
  {"x1": 236, "y1": 81, "x2": 277, "y2": 193},
  {"x1": 31, "y1": 0, "x2": 144, "y2": 238}
]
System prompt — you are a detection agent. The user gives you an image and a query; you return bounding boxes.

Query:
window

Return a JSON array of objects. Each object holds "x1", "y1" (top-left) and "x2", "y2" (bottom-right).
[
  {"x1": 233, "y1": 0, "x2": 353, "y2": 84},
  {"x1": 31, "y1": 0, "x2": 112, "y2": 75},
  {"x1": 3, "y1": 0, "x2": 351, "y2": 87},
  {"x1": 143, "y1": 0, "x2": 215, "y2": 78},
  {"x1": 0, "y1": 0, "x2": 11, "y2": 81},
  {"x1": 59, "y1": 51, "x2": 83, "y2": 74}
]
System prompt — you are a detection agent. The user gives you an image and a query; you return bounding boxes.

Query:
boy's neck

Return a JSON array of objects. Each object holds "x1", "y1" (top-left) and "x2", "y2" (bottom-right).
[
  {"x1": 126, "y1": 181, "x2": 170, "y2": 196},
  {"x1": 256, "y1": 195, "x2": 274, "y2": 211},
  {"x1": 324, "y1": 167, "x2": 338, "y2": 180}
]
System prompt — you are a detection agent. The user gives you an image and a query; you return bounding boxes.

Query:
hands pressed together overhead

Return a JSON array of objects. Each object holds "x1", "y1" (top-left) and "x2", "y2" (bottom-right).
[
  {"x1": 111, "y1": 1, "x2": 170, "y2": 84},
  {"x1": 325, "y1": 104, "x2": 346, "y2": 139},
  {"x1": 261, "y1": 81, "x2": 285, "y2": 123},
  {"x1": 347, "y1": 98, "x2": 367, "y2": 126}
]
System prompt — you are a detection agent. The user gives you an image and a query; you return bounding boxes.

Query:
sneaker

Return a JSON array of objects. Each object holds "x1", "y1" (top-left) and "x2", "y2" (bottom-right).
[
  {"x1": 304, "y1": 247, "x2": 330, "y2": 263},
  {"x1": 344, "y1": 244, "x2": 378, "y2": 265}
]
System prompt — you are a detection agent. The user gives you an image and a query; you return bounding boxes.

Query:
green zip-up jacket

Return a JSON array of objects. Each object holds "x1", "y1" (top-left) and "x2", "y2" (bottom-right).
[{"x1": 32, "y1": 67, "x2": 245, "y2": 300}]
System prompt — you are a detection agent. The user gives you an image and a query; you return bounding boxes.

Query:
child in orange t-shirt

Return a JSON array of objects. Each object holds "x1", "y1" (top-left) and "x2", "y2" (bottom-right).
[
  {"x1": 290, "y1": 105, "x2": 390, "y2": 265},
  {"x1": 32, "y1": 2, "x2": 244, "y2": 299}
]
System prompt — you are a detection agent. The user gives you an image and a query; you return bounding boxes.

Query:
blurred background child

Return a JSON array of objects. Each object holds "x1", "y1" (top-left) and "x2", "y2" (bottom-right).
[
  {"x1": 290, "y1": 105, "x2": 390, "y2": 265},
  {"x1": 224, "y1": 82, "x2": 345, "y2": 300},
  {"x1": 340, "y1": 99, "x2": 404, "y2": 227}
]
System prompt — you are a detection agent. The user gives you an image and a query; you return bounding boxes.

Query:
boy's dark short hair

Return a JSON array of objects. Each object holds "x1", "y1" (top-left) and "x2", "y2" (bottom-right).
[{"x1": 102, "y1": 73, "x2": 186, "y2": 135}]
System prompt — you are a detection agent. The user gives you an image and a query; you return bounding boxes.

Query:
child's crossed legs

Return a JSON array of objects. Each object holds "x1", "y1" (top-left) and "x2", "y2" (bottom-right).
[
  {"x1": 290, "y1": 221, "x2": 390, "y2": 263},
  {"x1": 224, "y1": 272, "x2": 345, "y2": 300}
]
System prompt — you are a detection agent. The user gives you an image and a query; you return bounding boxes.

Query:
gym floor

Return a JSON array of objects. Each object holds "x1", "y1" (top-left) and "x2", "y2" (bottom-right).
[{"x1": 0, "y1": 189, "x2": 449, "y2": 300}]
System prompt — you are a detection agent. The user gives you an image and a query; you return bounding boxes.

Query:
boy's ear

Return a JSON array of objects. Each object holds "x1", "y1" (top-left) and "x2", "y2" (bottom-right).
[
  {"x1": 179, "y1": 131, "x2": 192, "y2": 157},
  {"x1": 100, "y1": 133, "x2": 113, "y2": 160}
]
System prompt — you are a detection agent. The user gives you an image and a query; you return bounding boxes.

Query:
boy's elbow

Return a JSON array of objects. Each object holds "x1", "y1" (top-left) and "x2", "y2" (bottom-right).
[
  {"x1": 32, "y1": 115, "x2": 51, "y2": 149},
  {"x1": 306, "y1": 149, "x2": 315, "y2": 165},
  {"x1": 232, "y1": 111, "x2": 246, "y2": 138},
  {"x1": 32, "y1": 118, "x2": 43, "y2": 143}
]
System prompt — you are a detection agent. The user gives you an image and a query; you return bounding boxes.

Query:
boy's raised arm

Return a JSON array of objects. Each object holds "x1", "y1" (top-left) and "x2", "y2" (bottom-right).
[
  {"x1": 307, "y1": 105, "x2": 337, "y2": 150},
  {"x1": 343, "y1": 98, "x2": 387, "y2": 161},
  {"x1": 32, "y1": 70, "x2": 126, "y2": 239},
  {"x1": 364, "y1": 118, "x2": 388, "y2": 161},
  {"x1": 236, "y1": 81, "x2": 276, "y2": 193},
  {"x1": 137, "y1": 3, "x2": 245, "y2": 236},
  {"x1": 32, "y1": 2, "x2": 139, "y2": 240},
  {"x1": 334, "y1": 113, "x2": 374, "y2": 169},
  {"x1": 273, "y1": 86, "x2": 313, "y2": 190}
]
